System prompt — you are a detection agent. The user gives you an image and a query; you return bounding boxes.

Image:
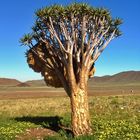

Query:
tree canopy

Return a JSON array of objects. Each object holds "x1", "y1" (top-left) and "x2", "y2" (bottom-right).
[{"x1": 20, "y1": 3, "x2": 122, "y2": 88}]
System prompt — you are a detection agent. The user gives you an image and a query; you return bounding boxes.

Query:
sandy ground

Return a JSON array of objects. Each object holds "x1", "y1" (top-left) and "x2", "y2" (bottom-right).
[{"x1": 0, "y1": 89, "x2": 139, "y2": 100}]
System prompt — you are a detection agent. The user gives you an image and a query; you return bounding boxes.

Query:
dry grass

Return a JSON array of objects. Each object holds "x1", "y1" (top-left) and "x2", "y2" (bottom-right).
[
  {"x1": 0, "y1": 95, "x2": 140, "y2": 139},
  {"x1": 0, "y1": 97, "x2": 70, "y2": 117},
  {"x1": 0, "y1": 95, "x2": 139, "y2": 119}
]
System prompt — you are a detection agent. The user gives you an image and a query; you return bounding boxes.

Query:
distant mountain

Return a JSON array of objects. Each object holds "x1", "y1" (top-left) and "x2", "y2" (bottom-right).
[
  {"x1": 25, "y1": 79, "x2": 46, "y2": 87},
  {"x1": 25, "y1": 71, "x2": 140, "y2": 87},
  {"x1": 16, "y1": 83, "x2": 30, "y2": 87},
  {"x1": 0, "y1": 71, "x2": 140, "y2": 87},
  {"x1": 89, "y1": 71, "x2": 140, "y2": 85},
  {"x1": 0, "y1": 78, "x2": 21, "y2": 86}
]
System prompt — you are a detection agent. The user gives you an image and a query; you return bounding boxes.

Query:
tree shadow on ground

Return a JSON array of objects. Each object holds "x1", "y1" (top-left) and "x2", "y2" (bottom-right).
[{"x1": 14, "y1": 116, "x2": 72, "y2": 135}]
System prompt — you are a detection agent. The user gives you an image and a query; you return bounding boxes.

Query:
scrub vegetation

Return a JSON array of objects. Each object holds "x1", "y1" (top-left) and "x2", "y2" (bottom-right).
[{"x1": 0, "y1": 95, "x2": 139, "y2": 139}]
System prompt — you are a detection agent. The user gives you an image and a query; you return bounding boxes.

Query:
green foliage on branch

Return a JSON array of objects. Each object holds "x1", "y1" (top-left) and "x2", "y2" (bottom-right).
[{"x1": 20, "y1": 3, "x2": 122, "y2": 47}]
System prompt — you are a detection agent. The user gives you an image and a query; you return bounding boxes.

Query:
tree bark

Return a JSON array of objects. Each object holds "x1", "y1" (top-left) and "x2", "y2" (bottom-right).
[{"x1": 70, "y1": 87, "x2": 92, "y2": 136}]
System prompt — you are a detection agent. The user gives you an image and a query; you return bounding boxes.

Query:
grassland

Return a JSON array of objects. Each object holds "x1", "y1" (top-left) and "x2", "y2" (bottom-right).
[{"x1": 0, "y1": 95, "x2": 140, "y2": 140}]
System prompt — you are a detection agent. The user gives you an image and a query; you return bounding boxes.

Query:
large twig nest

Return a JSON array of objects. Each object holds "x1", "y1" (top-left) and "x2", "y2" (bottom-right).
[{"x1": 26, "y1": 43, "x2": 63, "y2": 87}]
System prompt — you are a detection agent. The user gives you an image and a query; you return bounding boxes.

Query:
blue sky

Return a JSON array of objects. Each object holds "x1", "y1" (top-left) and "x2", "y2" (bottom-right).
[{"x1": 0, "y1": 0, "x2": 140, "y2": 81}]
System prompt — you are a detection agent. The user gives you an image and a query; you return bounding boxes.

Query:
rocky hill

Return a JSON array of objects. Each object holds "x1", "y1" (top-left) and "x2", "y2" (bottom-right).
[
  {"x1": 25, "y1": 71, "x2": 140, "y2": 87},
  {"x1": 0, "y1": 71, "x2": 140, "y2": 87},
  {"x1": 89, "y1": 71, "x2": 140, "y2": 84},
  {"x1": 0, "y1": 78, "x2": 21, "y2": 86}
]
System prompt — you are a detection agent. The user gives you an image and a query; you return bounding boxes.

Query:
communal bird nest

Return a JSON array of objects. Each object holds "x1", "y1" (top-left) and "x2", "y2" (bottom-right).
[{"x1": 26, "y1": 42, "x2": 63, "y2": 87}]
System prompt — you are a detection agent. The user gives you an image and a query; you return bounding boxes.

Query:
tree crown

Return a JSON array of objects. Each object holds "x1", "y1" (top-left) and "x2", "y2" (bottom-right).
[
  {"x1": 20, "y1": 3, "x2": 122, "y2": 88},
  {"x1": 21, "y1": 3, "x2": 122, "y2": 45}
]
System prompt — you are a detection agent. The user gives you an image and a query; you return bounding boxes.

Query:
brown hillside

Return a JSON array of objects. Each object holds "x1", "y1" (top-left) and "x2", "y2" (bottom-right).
[
  {"x1": 25, "y1": 80, "x2": 46, "y2": 87},
  {"x1": 16, "y1": 83, "x2": 30, "y2": 87},
  {"x1": 89, "y1": 71, "x2": 140, "y2": 84},
  {"x1": 0, "y1": 78, "x2": 21, "y2": 86},
  {"x1": 1, "y1": 71, "x2": 139, "y2": 87},
  {"x1": 25, "y1": 71, "x2": 140, "y2": 87},
  {"x1": 109, "y1": 71, "x2": 140, "y2": 83}
]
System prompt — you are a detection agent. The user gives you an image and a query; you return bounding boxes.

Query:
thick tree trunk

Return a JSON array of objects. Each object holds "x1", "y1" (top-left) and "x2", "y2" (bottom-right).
[{"x1": 70, "y1": 87, "x2": 92, "y2": 136}]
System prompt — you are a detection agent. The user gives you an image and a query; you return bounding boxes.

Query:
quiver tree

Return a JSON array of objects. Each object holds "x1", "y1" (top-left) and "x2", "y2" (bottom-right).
[{"x1": 20, "y1": 3, "x2": 122, "y2": 136}]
